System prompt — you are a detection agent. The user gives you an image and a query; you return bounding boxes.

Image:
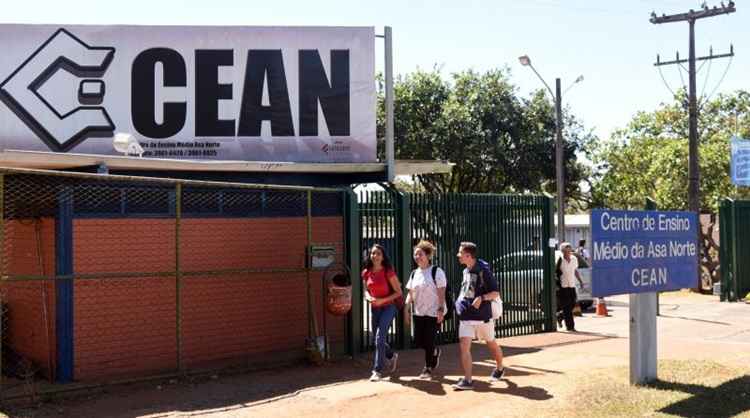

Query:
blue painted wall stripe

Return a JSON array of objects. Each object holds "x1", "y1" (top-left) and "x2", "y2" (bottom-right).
[{"x1": 55, "y1": 188, "x2": 74, "y2": 383}]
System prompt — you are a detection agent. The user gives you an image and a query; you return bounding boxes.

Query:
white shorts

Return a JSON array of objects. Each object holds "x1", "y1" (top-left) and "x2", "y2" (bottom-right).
[{"x1": 458, "y1": 320, "x2": 495, "y2": 341}]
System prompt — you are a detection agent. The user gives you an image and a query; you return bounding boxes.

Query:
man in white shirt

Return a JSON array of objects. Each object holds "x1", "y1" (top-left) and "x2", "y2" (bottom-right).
[{"x1": 556, "y1": 242, "x2": 584, "y2": 331}]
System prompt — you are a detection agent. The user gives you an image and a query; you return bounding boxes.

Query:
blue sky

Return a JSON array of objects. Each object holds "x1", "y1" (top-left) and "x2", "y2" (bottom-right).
[{"x1": 3, "y1": 0, "x2": 746, "y2": 140}]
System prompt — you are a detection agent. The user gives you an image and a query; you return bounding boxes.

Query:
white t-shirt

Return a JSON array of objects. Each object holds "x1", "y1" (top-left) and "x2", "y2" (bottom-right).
[
  {"x1": 557, "y1": 255, "x2": 579, "y2": 288},
  {"x1": 406, "y1": 266, "x2": 447, "y2": 317},
  {"x1": 578, "y1": 247, "x2": 590, "y2": 263}
]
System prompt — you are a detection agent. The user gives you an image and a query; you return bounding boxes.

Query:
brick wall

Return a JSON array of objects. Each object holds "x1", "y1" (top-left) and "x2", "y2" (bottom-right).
[
  {"x1": 1, "y1": 218, "x2": 56, "y2": 380},
  {"x1": 72, "y1": 216, "x2": 346, "y2": 381}
]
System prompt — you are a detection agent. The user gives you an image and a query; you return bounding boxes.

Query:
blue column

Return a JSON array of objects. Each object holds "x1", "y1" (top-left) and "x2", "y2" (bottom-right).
[{"x1": 55, "y1": 188, "x2": 74, "y2": 382}]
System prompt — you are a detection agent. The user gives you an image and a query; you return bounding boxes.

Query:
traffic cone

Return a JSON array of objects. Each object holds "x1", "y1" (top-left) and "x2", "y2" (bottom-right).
[{"x1": 595, "y1": 298, "x2": 610, "y2": 317}]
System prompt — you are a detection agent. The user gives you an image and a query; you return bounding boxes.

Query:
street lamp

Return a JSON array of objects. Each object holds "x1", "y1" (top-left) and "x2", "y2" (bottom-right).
[{"x1": 519, "y1": 55, "x2": 583, "y2": 244}]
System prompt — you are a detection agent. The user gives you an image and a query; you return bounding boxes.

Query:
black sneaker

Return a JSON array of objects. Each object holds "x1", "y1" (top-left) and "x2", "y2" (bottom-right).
[
  {"x1": 452, "y1": 377, "x2": 474, "y2": 390},
  {"x1": 418, "y1": 367, "x2": 432, "y2": 380},
  {"x1": 490, "y1": 367, "x2": 505, "y2": 382},
  {"x1": 432, "y1": 347, "x2": 442, "y2": 370}
]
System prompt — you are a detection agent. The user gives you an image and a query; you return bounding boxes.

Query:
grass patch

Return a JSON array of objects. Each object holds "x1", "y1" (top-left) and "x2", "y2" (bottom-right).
[
  {"x1": 659, "y1": 290, "x2": 715, "y2": 299},
  {"x1": 559, "y1": 360, "x2": 750, "y2": 417}
]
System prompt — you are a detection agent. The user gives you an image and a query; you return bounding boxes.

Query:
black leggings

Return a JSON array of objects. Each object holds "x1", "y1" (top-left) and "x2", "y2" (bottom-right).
[{"x1": 413, "y1": 315, "x2": 439, "y2": 368}]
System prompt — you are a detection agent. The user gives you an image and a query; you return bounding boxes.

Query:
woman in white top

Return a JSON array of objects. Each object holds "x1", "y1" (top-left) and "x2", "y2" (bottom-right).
[{"x1": 405, "y1": 240, "x2": 447, "y2": 379}]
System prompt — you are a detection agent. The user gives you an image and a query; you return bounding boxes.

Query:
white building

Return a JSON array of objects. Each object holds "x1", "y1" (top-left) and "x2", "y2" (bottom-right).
[{"x1": 556, "y1": 213, "x2": 591, "y2": 250}]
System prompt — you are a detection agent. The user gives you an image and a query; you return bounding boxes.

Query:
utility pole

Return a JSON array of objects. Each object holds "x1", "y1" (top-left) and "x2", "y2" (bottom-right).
[
  {"x1": 650, "y1": 2, "x2": 736, "y2": 214},
  {"x1": 651, "y1": 2, "x2": 735, "y2": 291},
  {"x1": 555, "y1": 78, "x2": 565, "y2": 243},
  {"x1": 518, "y1": 55, "x2": 582, "y2": 244}
]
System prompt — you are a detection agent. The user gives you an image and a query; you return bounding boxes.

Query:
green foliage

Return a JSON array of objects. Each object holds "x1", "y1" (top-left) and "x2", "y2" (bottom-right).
[
  {"x1": 591, "y1": 90, "x2": 750, "y2": 213},
  {"x1": 377, "y1": 68, "x2": 594, "y2": 195}
]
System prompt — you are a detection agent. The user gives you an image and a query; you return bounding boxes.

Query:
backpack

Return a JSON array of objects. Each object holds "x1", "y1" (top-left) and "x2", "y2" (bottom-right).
[
  {"x1": 409, "y1": 266, "x2": 454, "y2": 317},
  {"x1": 555, "y1": 258, "x2": 563, "y2": 289},
  {"x1": 478, "y1": 266, "x2": 503, "y2": 320}
]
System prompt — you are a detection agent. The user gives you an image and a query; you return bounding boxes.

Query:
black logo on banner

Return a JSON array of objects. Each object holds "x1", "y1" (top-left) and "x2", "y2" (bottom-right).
[
  {"x1": 0, "y1": 29, "x2": 115, "y2": 152},
  {"x1": 2, "y1": 28, "x2": 352, "y2": 149}
]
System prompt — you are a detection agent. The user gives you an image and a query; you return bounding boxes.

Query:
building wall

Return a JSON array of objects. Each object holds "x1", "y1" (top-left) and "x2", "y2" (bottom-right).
[
  {"x1": 0, "y1": 218, "x2": 56, "y2": 380},
  {"x1": 71, "y1": 216, "x2": 346, "y2": 381}
]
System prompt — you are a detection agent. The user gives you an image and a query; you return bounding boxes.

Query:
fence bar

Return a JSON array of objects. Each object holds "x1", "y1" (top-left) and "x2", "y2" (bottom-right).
[
  {"x1": 175, "y1": 183, "x2": 182, "y2": 372},
  {"x1": 346, "y1": 190, "x2": 362, "y2": 356},
  {"x1": 0, "y1": 173, "x2": 3, "y2": 393}
]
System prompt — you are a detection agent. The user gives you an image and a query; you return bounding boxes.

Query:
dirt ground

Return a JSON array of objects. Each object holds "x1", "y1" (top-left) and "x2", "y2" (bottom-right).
[{"x1": 5, "y1": 292, "x2": 750, "y2": 418}]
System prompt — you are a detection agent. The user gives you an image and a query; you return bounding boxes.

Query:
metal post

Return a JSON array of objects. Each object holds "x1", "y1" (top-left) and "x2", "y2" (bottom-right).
[
  {"x1": 645, "y1": 198, "x2": 659, "y2": 315},
  {"x1": 0, "y1": 173, "x2": 4, "y2": 393},
  {"x1": 384, "y1": 26, "x2": 395, "y2": 183},
  {"x1": 345, "y1": 190, "x2": 362, "y2": 356},
  {"x1": 629, "y1": 292, "x2": 658, "y2": 384},
  {"x1": 306, "y1": 191, "x2": 314, "y2": 350},
  {"x1": 541, "y1": 196, "x2": 557, "y2": 331},
  {"x1": 395, "y1": 191, "x2": 411, "y2": 348},
  {"x1": 631, "y1": 197, "x2": 659, "y2": 385},
  {"x1": 175, "y1": 183, "x2": 182, "y2": 372},
  {"x1": 555, "y1": 78, "x2": 565, "y2": 243}
]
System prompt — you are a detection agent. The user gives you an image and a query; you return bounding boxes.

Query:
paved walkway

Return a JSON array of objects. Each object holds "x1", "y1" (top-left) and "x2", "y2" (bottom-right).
[{"x1": 10, "y1": 292, "x2": 750, "y2": 418}]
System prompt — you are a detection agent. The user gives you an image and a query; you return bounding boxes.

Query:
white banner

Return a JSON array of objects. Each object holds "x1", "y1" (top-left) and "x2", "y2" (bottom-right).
[{"x1": 0, "y1": 25, "x2": 376, "y2": 163}]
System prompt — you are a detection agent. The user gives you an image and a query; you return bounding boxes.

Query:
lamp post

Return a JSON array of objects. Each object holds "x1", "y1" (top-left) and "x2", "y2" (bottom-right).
[{"x1": 518, "y1": 55, "x2": 582, "y2": 244}]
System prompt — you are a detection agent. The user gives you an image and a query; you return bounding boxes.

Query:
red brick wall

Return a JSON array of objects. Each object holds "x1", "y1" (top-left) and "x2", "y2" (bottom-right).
[
  {"x1": 72, "y1": 216, "x2": 346, "y2": 381},
  {"x1": 73, "y1": 219, "x2": 176, "y2": 381},
  {"x1": 1, "y1": 218, "x2": 56, "y2": 380}
]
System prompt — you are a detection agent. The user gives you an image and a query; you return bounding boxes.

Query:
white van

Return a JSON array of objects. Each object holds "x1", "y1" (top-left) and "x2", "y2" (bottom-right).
[{"x1": 495, "y1": 250, "x2": 593, "y2": 310}]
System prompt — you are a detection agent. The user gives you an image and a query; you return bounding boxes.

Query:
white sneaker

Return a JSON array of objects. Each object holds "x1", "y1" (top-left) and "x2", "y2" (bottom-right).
[
  {"x1": 389, "y1": 353, "x2": 399, "y2": 373},
  {"x1": 369, "y1": 371, "x2": 384, "y2": 382}
]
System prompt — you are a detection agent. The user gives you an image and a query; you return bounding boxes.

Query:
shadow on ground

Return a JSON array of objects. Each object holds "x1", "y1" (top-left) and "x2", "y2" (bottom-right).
[
  {"x1": 651, "y1": 375, "x2": 750, "y2": 417},
  {"x1": 2, "y1": 331, "x2": 610, "y2": 418}
]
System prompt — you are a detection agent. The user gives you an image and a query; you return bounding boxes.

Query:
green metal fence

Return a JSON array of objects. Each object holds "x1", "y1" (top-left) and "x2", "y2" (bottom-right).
[
  {"x1": 719, "y1": 198, "x2": 750, "y2": 301},
  {"x1": 358, "y1": 189, "x2": 555, "y2": 351}
]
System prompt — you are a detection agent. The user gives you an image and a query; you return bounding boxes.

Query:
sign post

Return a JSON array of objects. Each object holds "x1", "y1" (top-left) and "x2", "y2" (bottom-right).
[
  {"x1": 591, "y1": 209, "x2": 698, "y2": 384},
  {"x1": 629, "y1": 292, "x2": 657, "y2": 384}
]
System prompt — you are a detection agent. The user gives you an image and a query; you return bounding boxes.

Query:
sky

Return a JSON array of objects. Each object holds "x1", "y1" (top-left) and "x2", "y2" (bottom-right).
[{"x1": 1, "y1": 0, "x2": 747, "y2": 140}]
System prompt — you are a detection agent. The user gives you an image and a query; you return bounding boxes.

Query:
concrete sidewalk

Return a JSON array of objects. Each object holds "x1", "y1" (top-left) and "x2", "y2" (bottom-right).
[{"x1": 13, "y1": 292, "x2": 750, "y2": 418}]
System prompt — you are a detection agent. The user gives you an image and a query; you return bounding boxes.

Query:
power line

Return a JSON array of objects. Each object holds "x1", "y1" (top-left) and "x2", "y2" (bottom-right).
[
  {"x1": 657, "y1": 65, "x2": 679, "y2": 99},
  {"x1": 699, "y1": 49, "x2": 714, "y2": 101},
  {"x1": 705, "y1": 55, "x2": 733, "y2": 103}
]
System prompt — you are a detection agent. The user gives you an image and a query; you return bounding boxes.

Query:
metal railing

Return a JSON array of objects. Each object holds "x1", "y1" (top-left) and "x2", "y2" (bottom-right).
[{"x1": 358, "y1": 189, "x2": 555, "y2": 351}]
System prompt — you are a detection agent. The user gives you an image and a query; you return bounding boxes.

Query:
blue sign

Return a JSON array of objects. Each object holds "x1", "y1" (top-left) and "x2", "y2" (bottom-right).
[
  {"x1": 731, "y1": 136, "x2": 750, "y2": 186},
  {"x1": 591, "y1": 209, "x2": 698, "y2": 297}
]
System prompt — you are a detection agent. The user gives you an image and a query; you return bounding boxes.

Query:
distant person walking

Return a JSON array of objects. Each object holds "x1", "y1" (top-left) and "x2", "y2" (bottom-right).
[
  {"x1": 362, "y1": 244, "x2": 402, "y2": 381},
  {"x1": 452, "y1": 242, "x2": 505, "y2": 391},
  {"x1": 405, "y1": 240, "x2": 446, "y2": 380},
  {"x1": 556, "y1": 242, "x2": 584, "y2": 332},
  {"x1": 577, "y1": 239, "x2": 590, "y2": 264}
]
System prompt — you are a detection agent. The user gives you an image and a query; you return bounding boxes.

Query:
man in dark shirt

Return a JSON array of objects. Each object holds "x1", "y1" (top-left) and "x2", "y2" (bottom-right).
[{"x1": 452, "y1": 242, "x2": 505, "y2": 390}]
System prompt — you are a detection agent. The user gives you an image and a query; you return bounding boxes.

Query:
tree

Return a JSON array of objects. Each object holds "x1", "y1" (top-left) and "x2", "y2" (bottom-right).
[
  {"x1": 591, "y1": 90, "x2": 750, "y2": 213},
  {"x1": 376, "y1": 68, "x2": 594, "y2": 195}
]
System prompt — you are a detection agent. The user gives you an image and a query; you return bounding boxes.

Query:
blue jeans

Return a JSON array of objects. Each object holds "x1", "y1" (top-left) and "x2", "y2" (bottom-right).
[{"x1": 371, "y1": 304, "x2": 396, "y2": 372}]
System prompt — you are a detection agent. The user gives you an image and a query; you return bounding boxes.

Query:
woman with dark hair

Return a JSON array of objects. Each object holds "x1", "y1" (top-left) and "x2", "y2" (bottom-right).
[{"x1": 362, "y1": 244, "x2": 402, "y2": 381}]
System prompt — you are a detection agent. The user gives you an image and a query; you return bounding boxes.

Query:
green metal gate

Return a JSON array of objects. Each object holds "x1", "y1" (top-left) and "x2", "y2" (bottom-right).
[
  {"x1": 357, "y1": 189, "x2": 410, "y2": 352},
  {"x1": 358, "y1": 189, "x2": 555, "y2": 352},
  {"x1": 719, "y1": 198, "x2": 750, "y2": 301}
]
